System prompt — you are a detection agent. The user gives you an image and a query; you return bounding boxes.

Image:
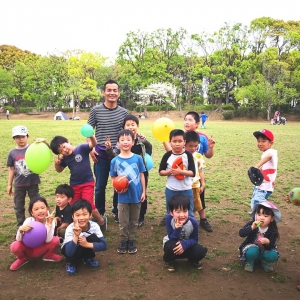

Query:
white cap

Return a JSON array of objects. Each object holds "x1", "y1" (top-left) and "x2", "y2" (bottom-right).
[{"x1": 12, "y1": 125, "x2": 28, "y2": 137}]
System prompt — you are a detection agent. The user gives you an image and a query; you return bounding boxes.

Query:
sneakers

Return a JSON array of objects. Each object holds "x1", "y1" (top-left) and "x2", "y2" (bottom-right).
[
  {"x1": 43, "y1": 253, "x2": 63, "y2": 262},
  {"x1": 128, "y1": 240, "x2": 137, "y2": 254},
  {"x1": 200, "y1": 219, "x2": 213, "y2": 232},
  {"x1": 138, "y1": 217, "x2": 144, "y2": 227},
  {"x1": 165, "y1": 261, "x2": 175, "y2": 272},
  {"x1": 66, "y1": 263, "x2": 76, "y2": 275},
  {"x1": 83, "y1": 258, "x2": 100, "y2": 268},
  {"x1": 244, "y1": 261, "x2": 254, "y2": 272},
  {"x1": 261, "y1": 260, "x2": 273, "y2": 272},
  {"x1": 191, "y1": 261, "x2": 203, "y2": 270},
  {"x1": 117, "y1": 240, "x2": 128, "y2": 254},
  {"x1": 10, "y1": 258, "x2": 28, "y2": 271},
  {"x1": 100, "y1": 215, "x2": 107, "y2": 234}
]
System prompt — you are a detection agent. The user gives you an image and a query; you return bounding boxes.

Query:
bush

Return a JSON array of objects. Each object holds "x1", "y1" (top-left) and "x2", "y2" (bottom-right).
[
  {"x1": 19, "y1": 107, "x2": 36, "y2": 113},
  {"x1": 222, "y1": 104, "x2": 235, "y2": 110},
  {"x1": 135, "y1": 105, "x2": 176, "y2": 112},
  {"x1": 223, "y1": 111, "x2": 234, "y2": 120},
  {"x1": 4, "y1": 106, "x2": 16, "y2": 113}
]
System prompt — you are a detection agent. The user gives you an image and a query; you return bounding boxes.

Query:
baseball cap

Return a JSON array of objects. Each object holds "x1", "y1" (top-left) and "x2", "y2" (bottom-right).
[
  {"x1": 12, "y1": 125, "x2": 28, "y2": 137},
  {"x1": 253, "y1": 129, "x2": 274, "y2": 142}
]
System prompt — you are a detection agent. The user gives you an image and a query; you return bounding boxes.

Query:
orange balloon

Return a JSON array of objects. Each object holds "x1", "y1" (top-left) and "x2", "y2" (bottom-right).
[{"x1": 152, "y1": 118, "x2": 175, "y2": 142}]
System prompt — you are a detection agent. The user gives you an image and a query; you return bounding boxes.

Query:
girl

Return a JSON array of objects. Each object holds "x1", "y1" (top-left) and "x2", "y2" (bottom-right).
[
  {"x1": 10, "y1": 196, "x2": 63, "y2": 271},
  {"x1": 239, "y1": 201, "x2": 281, "y2": 273}
]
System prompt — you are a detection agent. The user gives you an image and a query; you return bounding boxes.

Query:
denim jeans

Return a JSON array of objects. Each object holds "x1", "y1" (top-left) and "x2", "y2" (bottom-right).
[
  {"x1": 250, "y1": 187, "x2": 272, "y2": 209},
  {"x1": 165, "y1": 188, "x2": 194, "y2": 217}
]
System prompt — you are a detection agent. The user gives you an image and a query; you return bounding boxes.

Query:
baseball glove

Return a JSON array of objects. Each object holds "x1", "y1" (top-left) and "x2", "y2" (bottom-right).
[{"x1": 248, "y1": 167, "x2": 264, "y2": 186}]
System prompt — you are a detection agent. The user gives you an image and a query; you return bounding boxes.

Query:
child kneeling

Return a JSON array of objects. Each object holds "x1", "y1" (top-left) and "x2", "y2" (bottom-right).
[
  {"x1": 61, "y1": 199, "x2": 107, "y2": 274},
  {"x1": 163, "y1": 194, "x2": 207, "y2": 272}
]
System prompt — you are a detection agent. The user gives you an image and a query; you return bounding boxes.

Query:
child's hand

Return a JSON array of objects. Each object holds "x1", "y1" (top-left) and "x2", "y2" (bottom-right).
[
  {"x1": 73, "y1": 220, "x2": 82, "y2": 236},
  {"x1": 105, "y1": 136, "x2": 111, "y2": 149},
  {"x1": 7, "y1": 185, "x2": 13, "y2": 197},
  {"x1": 78, "y1": 236, "x2": 89, "y2": 247},
  {"x1": 208, "y1": 135, "x2": 215, "y2": 149},
  {"x1": 137, "y1": 133, "x2": 146, "y2": 139},
  {"x1": 35, "y1": 138, "x2": 50, "y2": 148},
  {"x1": 258, "y1": 237, "x2": 270, "y2": 245},
  {"x1": 170, "y1": 166, "x2": 182, "y2": 176},
  {"x1": 173, "y1": 241, "x2": 184, "y2": 255},
  {"x1": 46, "y1": 211, "x2": 55, "y2": 226},
  {"x1": 174, "y1": 218, "x2": 183, "y2": 229},
  {"x1": 200, "y1": 186, "x2": 204, "y2": 194},
  {"x1": 285, "y1": 193, "x2": 291, "y2": 204},
  {"x1": 251, "y1": 221, "x2": 261, "y2": 230},
  {"x1": 140, "y1": 192, "x2": 146, "y2": 202},
  {"x1": 55, "y1": 155, "x2": 62, "y2": 166},
  {"x1": 19, "y1": 224, "x2": 33, "y2": 234}
]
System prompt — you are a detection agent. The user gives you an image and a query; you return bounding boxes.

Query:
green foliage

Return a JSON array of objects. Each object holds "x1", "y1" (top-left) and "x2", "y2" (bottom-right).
[
  {"x1": 4, "y1": 105, "x2": 15, "y2": 113},
  {"x1": 223, "y1": 111, "x2": 234, "y2": 120},
  {"x1": 135, "y1": 105, "x2": 176, "y2": 112},
  {"x1": 19, "y1": 107, "x2": 36, "y2": 113}
]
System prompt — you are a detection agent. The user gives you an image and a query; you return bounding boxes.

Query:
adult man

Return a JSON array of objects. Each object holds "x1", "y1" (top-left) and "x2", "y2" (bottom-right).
[{"x1": 88, "y1": 80, "x2": 128, "y2": 216}]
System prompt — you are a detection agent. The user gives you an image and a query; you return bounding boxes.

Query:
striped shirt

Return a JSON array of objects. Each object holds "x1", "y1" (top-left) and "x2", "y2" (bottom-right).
[{"x1": 88, "y1": 103, "x2": 128, "y2": 147}]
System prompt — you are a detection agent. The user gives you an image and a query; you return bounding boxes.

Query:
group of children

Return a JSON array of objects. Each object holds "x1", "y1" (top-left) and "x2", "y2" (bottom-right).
[{"x1": 7, "y1": 111, "x2": 289, "y2": 284}]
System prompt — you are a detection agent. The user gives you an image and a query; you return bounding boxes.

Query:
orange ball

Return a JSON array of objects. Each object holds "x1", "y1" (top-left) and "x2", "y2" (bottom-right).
[{"x1": 113, "y1": 175, "x2": 129, "y2": 194}]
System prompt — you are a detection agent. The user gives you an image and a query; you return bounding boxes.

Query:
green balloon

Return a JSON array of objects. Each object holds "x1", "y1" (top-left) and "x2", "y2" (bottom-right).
[
  {"x1": 25, "y1": 143, "x2": 52, "y2": 174},
  {"x1": 80, "y1": 124, "x2": 94, "y2": 137}
]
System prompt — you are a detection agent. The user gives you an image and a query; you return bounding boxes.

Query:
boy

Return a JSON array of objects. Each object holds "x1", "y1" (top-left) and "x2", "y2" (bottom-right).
[
  {"x1": 50, "y1": 135, "x2": 106, "y2": 232},
  {"x1": 110, "y1": 130, "x2": 146, "y2": 254},
  {"x1": 200, "y1": 112, "x2": 208, "y2": 128},
  {"x1": 61, "y1": 199, "x2": 107, "y2": 275},
  {"x1": 159, "y1": 129, "x2": 196, "y2": 222},
  {"x1": 106, "y1": 114, "x2": 152, "y2": 226},
  {"x1": 184, "y1": 131, "x2": 206, "y2": 220},
  {"x1": 54, "y1": 184, "x2": 74, "y2": 241},
  {"x1": 7, "y1": 125, "x2": 40, "y2": 228},
  {"x1": 250, "y1": 129, "x2": 277, "y2": 209},
  {"x1": 163, "y1": 194, "x2": 207, "y2": 272}
]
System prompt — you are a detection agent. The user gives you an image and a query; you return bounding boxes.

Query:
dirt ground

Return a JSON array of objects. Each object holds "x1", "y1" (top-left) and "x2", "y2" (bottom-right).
[{"x1": 1, "y1": 111, "x2": 300, "y2": 300}]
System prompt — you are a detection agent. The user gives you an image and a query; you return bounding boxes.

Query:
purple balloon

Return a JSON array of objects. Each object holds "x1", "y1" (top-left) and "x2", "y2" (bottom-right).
[{"x1": 23, "y1": 221, "x2": 47, "y2": 248}]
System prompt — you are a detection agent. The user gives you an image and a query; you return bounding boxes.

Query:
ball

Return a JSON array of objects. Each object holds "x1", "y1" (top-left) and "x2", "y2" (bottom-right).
[
  {"x1": 25, "y1": 142, "x2": 52, "y2": 174},
  {"x1": 288, "y1": 188, "x2": 300, "y2": 206},
  {"x1": 145, "y1": 153, "x2": 154, "y2": 171},
  {"x1": 113, "y1": 175, "x2": 129, "y2": 194},
  {"x1": 23, "y1": 221, "x2": 47, "y2": 248},
  {"x1": 152, "y1": 117, "x2": 175, "y2": 142},
  {"x1": 80, "y1": 124, "x2": 94, "y2": 138}
]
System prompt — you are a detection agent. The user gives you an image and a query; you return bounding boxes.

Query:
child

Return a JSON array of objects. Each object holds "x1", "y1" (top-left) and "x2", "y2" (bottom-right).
[
  {"x1": 159, "y1": 129, "x2": 196, "y2": 222},
  {"x1": 106, "y1": 114, "x2": 152, "y2": 226},
  {"x1": 110, "y1": 130, "x2": 146, "y2": 254},
  {"x1": 7, "y1": 125, "x2": 41, "y2": 228},
  {"x1": 184, "y1": 131, "x2": 206, "y2": 220},
  {"x1": 163, "y1": 194, "x2": 207, "y2": 272},
  {"x1": 50, "y1": 135, "x2": 106, "y2": 232},
  {"x1": 200, "y1": 112, "x2": 208, "y2": 129},
  {"x1": 61, "y1": 199, "x2": 107, "y2": 275},
  {"x1": 10, "y1": 196, "x2": 62, "y2": 271},
  {"x1": 239, "y1": 201, "x2": 281, "y2": 272},
  {"x1": 54, "y1": 184, "x2": 74, "y2": 241},
  {"x1": 250, "y1": 129, "x2": 278, "y2": 209}
]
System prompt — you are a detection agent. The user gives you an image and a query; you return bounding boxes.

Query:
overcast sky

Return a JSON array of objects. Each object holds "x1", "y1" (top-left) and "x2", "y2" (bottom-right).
[{"x1": 1, "y1": 0, "x2": 299, "y2": 58}]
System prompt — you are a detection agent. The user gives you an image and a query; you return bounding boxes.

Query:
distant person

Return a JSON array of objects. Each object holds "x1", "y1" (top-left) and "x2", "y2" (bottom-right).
[
  {"x1": 272, "y1": 111, "x2": 280, "y2": 125},
  {"x1": 7, "y1": 126, "x2": 40, "y2": 228},
  {"x1": 163, "y1": 194, "x2": 207, "y2": 272},
  {"x1": 6, "y1": 109, "x2": 9, "y2": 120},
  {"x1": 200, "y1": 112, "x2": 208, "y2": 129}
]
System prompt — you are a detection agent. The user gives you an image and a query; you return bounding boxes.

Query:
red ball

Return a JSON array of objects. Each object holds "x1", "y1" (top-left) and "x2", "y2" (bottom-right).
[{"x1": 113, "y1": 175, "x2": 129, "y2": 194}]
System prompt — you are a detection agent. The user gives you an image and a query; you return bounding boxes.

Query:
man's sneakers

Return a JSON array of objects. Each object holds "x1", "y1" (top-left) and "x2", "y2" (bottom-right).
[
  {"x1": 42, "y1": 253, "x2": 63, "y2": 262},
  {"x1": 165, "y1": 261, "x2": 175, "y2": 272},
  {"x1": 83, "y1": 258, "x2": 100, "y2": 268},
  {"x1": 200, "y1": 219, "x2": 213, "y2": 232},
  {"x1": 66, "y1": 263, "x2": 76, "y2": 275},
  {"x1": 128, "y1": 240, "x2": 137, "y2": 254},
  {"x1": 117, "y1": 240, "x2": 128, "y2": 254},
  {"x1": 10, "y1": 258, "x2": 28, "y2": 271}
]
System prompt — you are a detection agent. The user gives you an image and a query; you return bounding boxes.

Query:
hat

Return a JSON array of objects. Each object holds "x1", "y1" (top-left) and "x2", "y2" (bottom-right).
[
  {"x1": 249, "y1": 201, "x2": 281, "y2": 223},
  {"x1": 12, "y1": 125, "x2": 28, "y2": 137},
  {"x1": 253, "y1": 129, "x2": 274, "y2": 142}
]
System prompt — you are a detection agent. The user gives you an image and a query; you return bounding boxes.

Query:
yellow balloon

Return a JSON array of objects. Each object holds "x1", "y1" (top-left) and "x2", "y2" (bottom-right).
[{"x1": 152, "y1": 117, "x2": 175, "y2": 142}]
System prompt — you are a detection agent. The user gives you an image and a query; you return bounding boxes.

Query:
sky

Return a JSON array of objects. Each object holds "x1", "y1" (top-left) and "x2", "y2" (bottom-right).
[{"x1": 1, "y1": 0, "x2": 300, "y2": 58}]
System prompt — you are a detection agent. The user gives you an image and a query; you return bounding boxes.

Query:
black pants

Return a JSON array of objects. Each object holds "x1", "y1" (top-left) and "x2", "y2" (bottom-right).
[
  {"x1": 200, "y1": 188, "x2": 206, "y2": 210},
  {"x1": 62, "y1": 234, "x2": 99, "y2": 264},
  {"x1": 163, "y1": 240, "x2": 207, "y2": 263}
]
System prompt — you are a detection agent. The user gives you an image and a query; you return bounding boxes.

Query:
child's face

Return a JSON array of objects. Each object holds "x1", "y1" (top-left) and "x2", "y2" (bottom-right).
[
  {"x1": 184, "y1": 115, "x2": 199, "y2": 132},
  {"x1": 31, "y1": 200, "x2": 49, "y2": 222},
  {"x1": 170, "y1": 206, "x2": 188, "y2": 224},
  {"x1": 55, "y1": 193, "x2": 70, "y2": 209},
  {"x1": 118, "y1": 134, "x2": 134, "y2": 151},
  {"x1": 13, "y1": 135, "x2": 28, "y2": 148},
  {"x1": 256, "y1": 208, "x2": 274, "y2": 229},
  {"x1": 185, "y1": 141, "x2": 199, "y2": 154},
  {"x1": 57, "y1": 142, "x2": 74, "y2": 156},
  {"x1": 256, "y1": 137, "x2": 273, "y2": 152},
  {"x1": 170, "y1": 135, "x2": 185, "y2": 154},
  {"x1": 72, "y1": 208, "x2": 91, "y2": 230},
  {"x1": 124, "y1": 120, "x2": 138, "y2": 137}
]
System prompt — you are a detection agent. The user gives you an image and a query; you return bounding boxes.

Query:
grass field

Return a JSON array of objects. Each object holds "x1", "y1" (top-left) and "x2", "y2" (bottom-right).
[{"x1": 0, "y1": 118, "x2": 300, "y2": 299}]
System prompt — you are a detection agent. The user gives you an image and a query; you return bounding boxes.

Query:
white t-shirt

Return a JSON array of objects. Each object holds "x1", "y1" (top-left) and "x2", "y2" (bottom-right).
[{"x1": 258, "y1": 148, "x2": 278, "y2": 192}]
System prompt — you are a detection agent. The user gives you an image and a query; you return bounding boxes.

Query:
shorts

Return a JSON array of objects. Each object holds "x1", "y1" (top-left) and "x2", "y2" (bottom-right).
[
  {"x1": 250, "y1": 187, "x2": 272, "y2": 209},
  {"x1": 71, "y1": 181, "x2": 96, "y2": 210},
  {"x1": 193, "y1": 187, "x2": 203, "y2": 212}
]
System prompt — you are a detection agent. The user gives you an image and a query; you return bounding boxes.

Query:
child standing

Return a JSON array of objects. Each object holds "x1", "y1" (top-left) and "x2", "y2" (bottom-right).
[
  {"x1": 239, "y1": 201, "x2": 281, "y2": 272},
  {"x1": 184, "y1": 131, "x2": 206, "y2": 220},
  {"x1": 159, "y1": 129, "x2": 196, "y2": 221},
  {"x1": 7, "y1": 125, "x2": 40, "y2": 228},
  {"x1": 200, "y1": 112, "x2": 208, "y2": 129},
  {"x1": 163, "y1": 194, "x2": 207, "y2": 272},
  {"x1": 10, "y1": 196, "x2": 62, "y2": 270},
  {"x1": 250, "y1": 129, "x2": 278, "y2": 209},
  {"x1": 110, "y1": 130, "x2": 146, "y2": 254},
  {"x1": 50, "y1": 135, "x2": 106, "y2": 232},
  {"x1": 54, "y1": 184, "x2": 74, "y2": 241},
  {"x1": 106, "y1": 114, "x2": 152, "y2": 226},
  {"x1": 61, "y1": 200, "x2": 107, "y2": 275}
]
